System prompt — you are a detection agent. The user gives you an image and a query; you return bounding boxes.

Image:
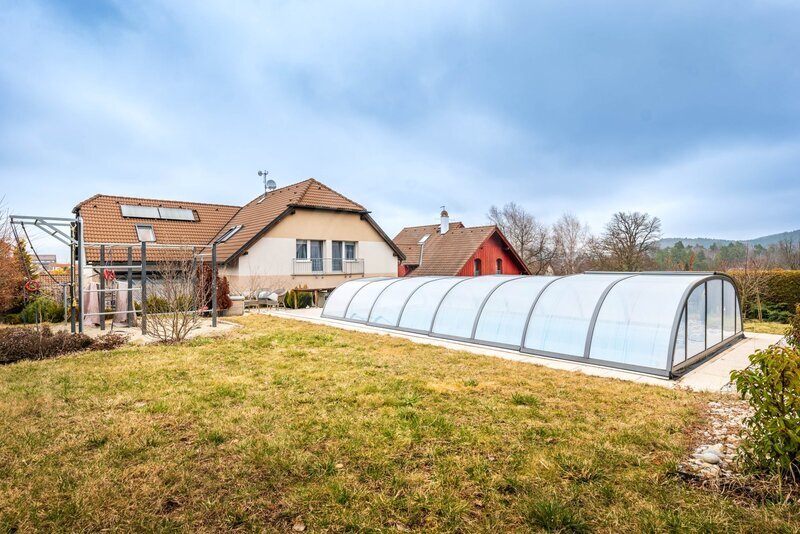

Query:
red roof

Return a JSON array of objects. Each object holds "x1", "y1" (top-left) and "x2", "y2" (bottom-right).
[{"x1": 393, "y1": 223, "x2": 529, "y2": 276}]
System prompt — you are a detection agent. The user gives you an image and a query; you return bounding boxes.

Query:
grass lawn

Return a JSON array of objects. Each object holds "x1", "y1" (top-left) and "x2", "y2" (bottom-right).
[
  {"x1": 0, "y1": 316, "x2": 796, "y2": 532},
  {"x1": 744, "y1": 320, "x2": 790, "y2": 336}
]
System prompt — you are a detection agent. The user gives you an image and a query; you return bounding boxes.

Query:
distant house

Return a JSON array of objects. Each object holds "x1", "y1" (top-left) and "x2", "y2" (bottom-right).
[
  {"x1": 32, "y1": 254, "x2": 58, "y2": 273},
  {"x1": 73, "y1": 178, "x2": 405, "y2": 297},
  {"x1": 394, "y1": 210, "x2": 530, "y2": 277}
]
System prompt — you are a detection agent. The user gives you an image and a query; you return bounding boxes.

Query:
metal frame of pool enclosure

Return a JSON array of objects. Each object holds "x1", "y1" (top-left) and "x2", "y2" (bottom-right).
[{"x1": 321, "y1": 272, "x2": 745, "y2": 378}]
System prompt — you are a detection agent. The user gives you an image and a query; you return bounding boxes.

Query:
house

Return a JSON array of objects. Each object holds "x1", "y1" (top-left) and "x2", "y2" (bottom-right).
[
  {"x1": 394, "y1": 209, "x2": 530, "y2": 277},
  {"x1": 32, "y1": 254, "x2": 58, "y2": 273},
  {"x1": 73, "y1": 178, "x2": 405, "y2": 298}
]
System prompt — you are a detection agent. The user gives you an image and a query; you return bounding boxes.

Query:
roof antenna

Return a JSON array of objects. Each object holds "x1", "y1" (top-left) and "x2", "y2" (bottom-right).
[{"x1": 258, "y1": 170, "x2": 276, "y2": 201}]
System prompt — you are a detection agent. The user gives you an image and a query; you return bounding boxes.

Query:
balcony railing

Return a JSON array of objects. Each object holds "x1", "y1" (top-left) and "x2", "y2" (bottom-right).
[{"x1": 292, "y1": 258, "x2": 365, "y2": 275}]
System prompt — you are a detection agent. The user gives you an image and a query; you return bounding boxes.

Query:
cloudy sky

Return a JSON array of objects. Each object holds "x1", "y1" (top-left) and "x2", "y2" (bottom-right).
[{"x1": 1, "y1": 0, "x2": 798, "y2": 258}]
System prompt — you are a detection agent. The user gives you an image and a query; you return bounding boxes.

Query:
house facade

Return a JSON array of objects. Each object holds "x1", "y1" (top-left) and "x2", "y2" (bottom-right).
[
  {"x1": 73, "y1": 179, "x2": 404, "y2": 296},
  {"x1": 394, "y1": 210, "x2": 530, "y2": 277}
]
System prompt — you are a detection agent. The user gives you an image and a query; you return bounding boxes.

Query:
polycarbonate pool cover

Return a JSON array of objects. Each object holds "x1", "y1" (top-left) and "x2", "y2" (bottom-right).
[{"x1": 322, "y1": 273, "x2": 744, "y2": 377}]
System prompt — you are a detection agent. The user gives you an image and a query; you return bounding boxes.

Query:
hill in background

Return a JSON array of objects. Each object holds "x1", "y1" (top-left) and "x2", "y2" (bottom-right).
[{"x1": 658, "y1": 229, "x2": 800, "y2": 249}]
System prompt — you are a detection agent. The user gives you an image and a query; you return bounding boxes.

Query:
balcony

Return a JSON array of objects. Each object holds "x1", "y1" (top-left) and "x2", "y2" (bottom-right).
[{"x1": 292, "y1": 258, "x2": 365, "y2": 276}]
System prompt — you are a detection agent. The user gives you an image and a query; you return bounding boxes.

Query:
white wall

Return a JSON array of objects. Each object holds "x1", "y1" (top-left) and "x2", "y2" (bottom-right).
[
  {"x1": 220, "y1": 210, "x2": 399, "y2": 292},
  {"x1": 234, "y1": 236, "x2": 397, "y2": 277}
]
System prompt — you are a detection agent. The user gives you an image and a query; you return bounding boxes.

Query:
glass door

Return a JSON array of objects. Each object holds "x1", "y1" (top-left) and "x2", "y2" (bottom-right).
[
  {"x1": 310, "y1": 240, "x2": 324, "y2": 272},
  {"x1": 332, "y1": 241, "x2": 343, "y2": 272}
]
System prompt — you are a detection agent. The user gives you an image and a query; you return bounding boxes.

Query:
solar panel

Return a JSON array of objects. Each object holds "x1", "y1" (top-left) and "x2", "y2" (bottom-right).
[
  {"x1": 158, "y1": 207, "x2": 196, "y2": 221},
  {"x1": 120, "y1": 205, "x2": 195, "y2": 221},
  {"x1": 120, "y1": 205, "x2": 160, "y2": 219}
]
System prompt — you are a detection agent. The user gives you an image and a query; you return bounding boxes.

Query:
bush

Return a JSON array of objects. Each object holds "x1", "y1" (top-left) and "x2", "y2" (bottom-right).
[
  {"x1": 199, "y1": 266, "x2": 232, "y2": 311},
  {"x1": 0, "y1": 326, "x2": 128, "y2": 364},
  {"x1": 730, "y1": 344, "x2": 800, "y2": 481},
  {"x1": 0, "y1": 326, "x2": 93, "y2": 364},
  {"x1": 728, "y1": 269, "x2": 800, "y2": 323},
  {"x1": 146, "y1": 295, "x2": 171, "y2": 313},
  {"x1": 788, "y1": 304, "x2": 800, "y2": 350},
  {"x1": 285, "y1": 285, "x2": 312, "y2": 309},
  {"x1": 19, "y1": 297, "x2": 65, "y2": 324},
  {"x1": 1, "y1": 313, "x2": 22, "y2": 325},
  {"x1": 91, "y1": 332, "x2": 129, "y2": 351},
  {"x1": 746, "y1": 301, "x2": 794, "y2": 323}
]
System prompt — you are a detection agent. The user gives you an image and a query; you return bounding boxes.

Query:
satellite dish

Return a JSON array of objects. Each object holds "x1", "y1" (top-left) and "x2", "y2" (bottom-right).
[{"x1": 266, "y1": 179, "x2": 277, "y2": 191}]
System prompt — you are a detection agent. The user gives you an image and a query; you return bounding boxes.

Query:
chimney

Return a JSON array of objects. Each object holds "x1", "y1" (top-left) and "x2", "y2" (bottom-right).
[{"x1": 440, "y1": 207, "x2": 450, "y2": 234}]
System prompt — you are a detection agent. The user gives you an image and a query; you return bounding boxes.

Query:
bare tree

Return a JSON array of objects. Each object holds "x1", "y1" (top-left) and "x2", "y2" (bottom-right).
[
  {"x1": 732, "y1": 246, "x2": 773, "y2": 322},
  {"x1": 595, "y1": 211, "x2": 662, "y2": 271},
  {"x1": 552, "y1": 213, "x2": 591, "y2": 274},
  {"x1": 488, "y1": 202, "x2": 555, "y2": 274},
  {"x1": 145, "y1": 255, "x2": 211, "y2": 342},
  {"x1": 776, "y1": 238, "x2": 800, "y2": 270}
]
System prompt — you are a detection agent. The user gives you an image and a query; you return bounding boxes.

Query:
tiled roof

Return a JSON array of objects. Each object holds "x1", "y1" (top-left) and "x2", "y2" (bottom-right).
[
  {"x1": 394, "y1": 224, "x2": 498, "y2": 276},
  {"x1": 38, "y1": 272, "x2": 72, "y2": 292},
  {"x1": 207, "y1": 178, "x2": 367, "y2": 261},
  {"x1": 74, "y1": 178, "x2": 403, "y2": 264},
  {"x1": 74, "y1": 194, "x2": 240, "y2": 262},
  {"x1": 394, "y1": 222, "x2": 465, "y2": 265}
]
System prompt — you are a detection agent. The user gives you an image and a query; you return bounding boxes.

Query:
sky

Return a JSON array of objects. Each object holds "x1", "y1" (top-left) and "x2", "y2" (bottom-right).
[{"x1": 1, "y1": 0, "x2": 799, "y2": 259}]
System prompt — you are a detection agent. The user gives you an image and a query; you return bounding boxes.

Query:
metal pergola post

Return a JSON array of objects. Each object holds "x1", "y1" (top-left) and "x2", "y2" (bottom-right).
[
  {"x1": 77, "y1": 217, "x2": 84, "y2": 334},
  {"x1": 211, "y1": 242, "x2": 218, "y2": 327},
  {"x1": 141, "y1": 242, "x2": 147, "y2": 335},
  {"x1": 69, "y1": 221, "x2": 77, "y2": 333},
  {"x1": 127, "y1": 246, "x2": 134, "y2": 327},
  {"x1": 99, "y1": 245, "x2": 106, "y2": 331}
]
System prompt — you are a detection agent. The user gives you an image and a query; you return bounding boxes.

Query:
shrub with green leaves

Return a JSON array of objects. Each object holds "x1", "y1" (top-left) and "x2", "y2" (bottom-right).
[
  {"x1": 787, "y1": 304, "x2": 800, "y2": 350},
  {"x1": 20, "y1": 297, "x2": 65, "y2": 323},
  {"x1": 285, "y1": 286, "x2": 312, "y2": 309},
  {"x1": 730, "y1": 344, "x2": 800, "y2": 480}
]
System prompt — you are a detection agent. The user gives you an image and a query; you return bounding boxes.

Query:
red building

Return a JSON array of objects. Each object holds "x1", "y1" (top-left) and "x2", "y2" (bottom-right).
[{"x1": 393, "y1": 210, "x2": 530, "y2": 277}]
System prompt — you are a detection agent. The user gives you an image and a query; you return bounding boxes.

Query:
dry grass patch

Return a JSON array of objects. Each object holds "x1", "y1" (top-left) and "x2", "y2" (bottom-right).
[
  {"x1": 744, "y1": 320, "x2": 790, "y2": 336},
  {"x1": 0, "y1": 315, "x2": 797, "y2": 532}
]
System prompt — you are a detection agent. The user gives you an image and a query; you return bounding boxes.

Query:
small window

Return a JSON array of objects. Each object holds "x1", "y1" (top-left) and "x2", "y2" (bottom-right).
[
  {"x1": 496, "y1": 258, "x2": 503, "y2": 274},
  {"x1": 345, "y1": 241, "x2": 356, "y2": 260},
  {"x1": 473, "y1": 258, "x2": 481, "y2": 276},
  {"x1": 296, "y1": 240, "x2": 308, "y2": 260},
  {"x1": 135, "y1": 224, "x2": 156, "y2": 242},
  {"x1": 217, "y1": 225, "x2": 242, "y2": 243}
]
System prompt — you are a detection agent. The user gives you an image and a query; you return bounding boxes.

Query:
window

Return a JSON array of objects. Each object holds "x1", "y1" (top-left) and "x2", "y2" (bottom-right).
[
  {"x1": 295, "y1": 240, "x2": 308, "y2": 260},
  {"x1": 135, "y1": 224, "x2": 156, "y2": 242},
  {"x1": 310, "y1": 240, "x2": 324, "y2": 272},
  {"x1": 345, "y1": 242, "x2": 356, "y2": 260},
  {"x1": 332, "y1": 241, "x2": 357, "y2": 272},
  {"x1": 496, "y1": 258, "x2": 503, "y2": 274},
  {"x1": 296, "y1": 240, "x2": 323, "y2": 271},
  {"x1": 332, "y1": 241, "x2": 343, "y2": 272},
  {"x1": 217, "y1": 225, "x2": 242, "y2": 243},
  {"x1": 473, "y1": 258, "x2": 481, "y2": 276}
]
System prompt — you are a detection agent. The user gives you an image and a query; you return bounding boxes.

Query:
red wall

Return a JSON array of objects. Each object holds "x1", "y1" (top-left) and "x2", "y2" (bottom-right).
[
  {"x1": 398, "y1": 263, "x2": 415, "y2": 277},
  {"x1": 456, "y1": 232, "x2": 526, "y2": 277}
]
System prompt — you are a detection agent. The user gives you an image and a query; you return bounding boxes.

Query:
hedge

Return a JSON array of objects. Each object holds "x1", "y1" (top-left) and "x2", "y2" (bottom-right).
[{"x1": 728, "y1": 269, "x2": 800, "y2": 322}]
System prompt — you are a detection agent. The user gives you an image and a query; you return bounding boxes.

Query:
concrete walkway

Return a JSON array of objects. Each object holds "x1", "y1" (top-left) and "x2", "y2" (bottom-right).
[{"x1": 260, "y1": 307, "x2": 783, "y2": 393}]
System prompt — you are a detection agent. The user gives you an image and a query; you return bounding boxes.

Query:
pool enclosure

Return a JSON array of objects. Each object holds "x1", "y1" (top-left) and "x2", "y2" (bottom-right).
[{"x1": 322, "y1": 273, "x2": 744, "y2": 378}]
